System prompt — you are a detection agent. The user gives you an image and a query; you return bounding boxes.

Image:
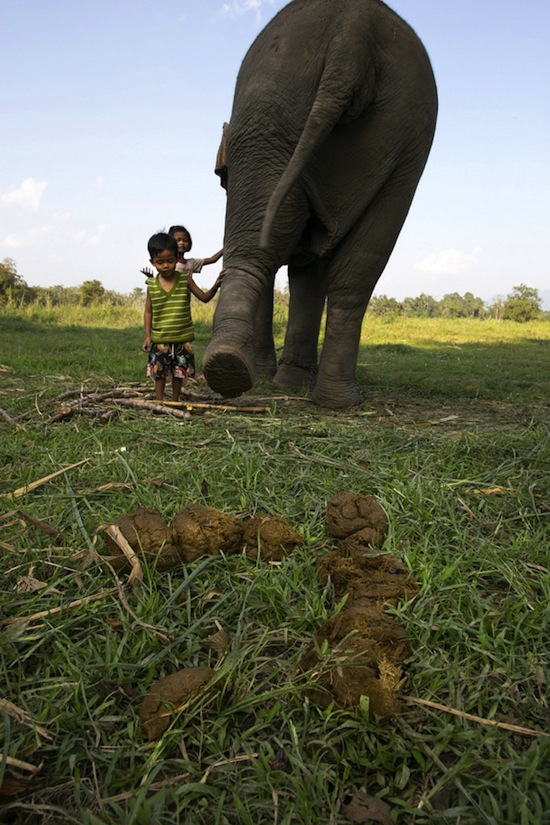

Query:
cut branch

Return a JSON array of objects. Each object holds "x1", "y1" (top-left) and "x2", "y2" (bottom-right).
[
  {"x1": 400, "y1": 694, "x2": 550, "y2": 738},
  {"x1": 0, "y1": 587, "x2": 118, "y2": 626},
  {"x1": 0, "y1": 407, "x2": 16, "y2": 424},
  {"x1": 102, "y1": 524, "x2": 143, "y2": 586},
  {"x1": 5, "y1": 459, "x2": 90, "y2": 501}
]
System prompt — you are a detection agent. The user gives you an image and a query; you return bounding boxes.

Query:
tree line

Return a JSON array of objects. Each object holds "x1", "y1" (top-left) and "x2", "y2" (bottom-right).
[
  {"x1": 367, "y1": 285, "x2": 545, "y2": 322},
  {"x1": 0, "y1": 256, "x2": 546, "y2": 323}
]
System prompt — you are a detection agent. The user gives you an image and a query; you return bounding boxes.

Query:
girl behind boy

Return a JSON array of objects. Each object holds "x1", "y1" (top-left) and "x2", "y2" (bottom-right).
[{"x1": 142, "y1": 232, "x2": 224, "y2": 402}]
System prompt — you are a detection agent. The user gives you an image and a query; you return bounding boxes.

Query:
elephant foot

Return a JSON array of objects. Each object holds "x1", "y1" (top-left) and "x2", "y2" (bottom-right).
[
  {"x1": 255, "y1": 353, "x2": 277, "y2": 378},
  {"x1": 311, "y1": 380, "x2": 362, "y2": 409},
  {"x1": 203, "y1": 346, "x2": 254, "y2": 398},
  {"x1": 274, "y1": 360, "x2": 317, "y2": 389}
]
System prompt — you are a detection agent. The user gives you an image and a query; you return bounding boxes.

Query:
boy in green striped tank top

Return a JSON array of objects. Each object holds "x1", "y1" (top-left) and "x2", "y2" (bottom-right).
[{"x1": 142, "y1": 233, "x2": 225, "y2": 402}]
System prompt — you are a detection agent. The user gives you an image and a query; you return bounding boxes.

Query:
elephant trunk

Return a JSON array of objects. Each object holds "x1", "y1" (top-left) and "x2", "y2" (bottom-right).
[{"x1": 203, "y1": 263, "x2": 273, "y2": 398}]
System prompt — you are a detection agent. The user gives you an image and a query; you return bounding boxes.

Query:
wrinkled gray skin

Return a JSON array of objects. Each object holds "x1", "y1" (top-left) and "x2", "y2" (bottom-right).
[{"x1": 204, "y1": 0, "x2": 437, "y2": 408}]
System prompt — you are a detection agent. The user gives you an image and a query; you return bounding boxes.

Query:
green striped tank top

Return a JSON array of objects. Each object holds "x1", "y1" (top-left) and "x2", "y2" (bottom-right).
[{"x1": 147, "y1": 274, "x2": 194, "y2": 343}]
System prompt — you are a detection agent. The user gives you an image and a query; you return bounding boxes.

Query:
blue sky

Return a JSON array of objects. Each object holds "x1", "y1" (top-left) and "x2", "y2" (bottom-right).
[{"x1": 1, "y1": 0, "x2": 549, "y2": 305}]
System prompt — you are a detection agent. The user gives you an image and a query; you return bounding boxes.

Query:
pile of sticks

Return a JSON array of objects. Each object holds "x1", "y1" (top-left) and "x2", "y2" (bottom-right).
[{"x1": 44, "y1": 386, "x2": 270, "y2": 423}]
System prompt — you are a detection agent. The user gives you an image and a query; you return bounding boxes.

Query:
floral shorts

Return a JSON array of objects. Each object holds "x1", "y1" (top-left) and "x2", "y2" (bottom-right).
[{"x1": 147, "y1": 342, "x2": 196, "y2": 379}]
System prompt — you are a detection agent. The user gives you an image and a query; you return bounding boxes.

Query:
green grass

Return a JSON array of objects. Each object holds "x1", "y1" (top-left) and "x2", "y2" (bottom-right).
[{"x1": 0, "y1": 306, "x2": 549, "y2": 824}]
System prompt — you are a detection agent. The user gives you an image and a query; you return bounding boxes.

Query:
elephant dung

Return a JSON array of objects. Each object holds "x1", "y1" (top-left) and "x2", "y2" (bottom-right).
[
  {"x1": 301, "y1": 605, "x2": 405, "y2": 718},
  {"x1": 337, "y1": 526, "x2": 387, "y2": 555},
  {"x1": 171, "y1": 504, "x2": 243, "y2": 562},
  {"x1": 100, "y1": 507, "x2": 180, "y2": 572},
  {"x1": 242, "y1": 515, "x2": 303, "y2": 561},
  {"x1": 140, "y1": 666, "x2": 217, "y2": 740},
  {"x1": 316, "y1": 550, "x2": 418, "y2": 608},
  {"x1": 326, "y1": 492, "x2": 389, "y2": 544},
  {"x1": 316, "y1": 606, "x2": 410, "y2": 657}
]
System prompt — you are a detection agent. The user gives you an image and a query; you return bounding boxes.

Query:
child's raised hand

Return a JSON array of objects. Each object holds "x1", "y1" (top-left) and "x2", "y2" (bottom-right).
[{"x1": 141, "y1": 266, "x2": 154, "y2": 278}]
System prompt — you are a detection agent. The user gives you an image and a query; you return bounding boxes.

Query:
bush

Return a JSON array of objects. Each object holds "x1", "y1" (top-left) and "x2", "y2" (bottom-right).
[{"x1": 502, "y1": 284, "x2": 542, "y2": 322}]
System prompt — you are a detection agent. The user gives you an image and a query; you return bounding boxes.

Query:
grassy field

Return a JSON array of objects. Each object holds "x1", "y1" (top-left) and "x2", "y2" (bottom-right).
[{"x1": 0, "y1": 304, "x2": 549, "y2": 824}]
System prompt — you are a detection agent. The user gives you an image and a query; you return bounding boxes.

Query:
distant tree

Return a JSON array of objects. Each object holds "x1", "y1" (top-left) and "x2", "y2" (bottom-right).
[
  {"x1": 462, "y1": 291, "x2": 485, "y2": 318},
  {"x1": 40, "y1": 285, "x2": 80, "y2": 306},
  {"x1": 439, "y1": 292, "x2": 465, "y2": 317},
  {"x1": 402, "y1": 293, "x2": 439, "y2": 318},
  {"x1": 79, "y1": 279, "x2": 105, "y2": 306},
  {"x1": 128, "y1": 287, "x2": 145, "y2": 307},
  {"x1": 274, "y1": 287, "x2": 289, "y2": 307},
  {"x1": 486, "y1": 295, "x2": 504, "y2": 320},
  {"x1": 0, "y1": 257, "x2": 26, "y2": 302},
  {"x1": 103, "y1": 289, "x2": 126, "y2": 306},
  {"x1": 502, "y1": 284, "x2": 542, "y2": 322},
  {"x1": 439, "y1": 291, "x2": 485, "y2": 318},
  {"x1": 368, "y1": 294, "x2": 403, "y2": 316}
]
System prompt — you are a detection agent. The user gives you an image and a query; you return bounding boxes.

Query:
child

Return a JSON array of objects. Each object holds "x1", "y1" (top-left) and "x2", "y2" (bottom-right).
[
  {"x1": 170, "y1": 224, "x2": 223, "y2": 276},
  {"x1": 141, "y1": 225, "x2": 222, "y2": 280},
  {"x1": 142, "y1": 232, "x2": 225, "y2": 402}
]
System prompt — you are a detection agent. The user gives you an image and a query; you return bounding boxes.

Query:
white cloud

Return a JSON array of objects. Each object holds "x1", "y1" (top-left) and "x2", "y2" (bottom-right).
[
  {"x1": 89, "y1": 224, "x2": 107, "y2": 245},
  {"x1": 1, "y1": 178, "x2": 48, "y2": 211},
  {"x1": 2, "y1": 215, "x2": 106, "y2": 251},
  {"x1": 416, "y1": 247, "x2": 482, "y2": 276},
  {"x1": 219, "y1": 0, "x2": 279, "y2": 23},
  {"x1": 3, "y1": 217, "x2": 69, "y2": 249}
]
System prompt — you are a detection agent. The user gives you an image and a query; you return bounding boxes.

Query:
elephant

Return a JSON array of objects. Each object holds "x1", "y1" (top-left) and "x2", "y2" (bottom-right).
[{"x1": 203, "y1": 0, "x2": 437, "y2": 408}]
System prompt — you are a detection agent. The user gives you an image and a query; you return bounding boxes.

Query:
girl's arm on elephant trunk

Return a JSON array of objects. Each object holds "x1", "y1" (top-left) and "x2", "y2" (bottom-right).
[
  {"x1": 202, "y1": 249, "x2": 224, "y2": 266},
  {"x1": 188, "y1": 270, "x2": 226, "y2": 303}
]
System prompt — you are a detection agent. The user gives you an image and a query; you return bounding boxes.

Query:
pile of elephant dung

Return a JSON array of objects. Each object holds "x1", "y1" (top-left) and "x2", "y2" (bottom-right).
[
  {"x1": 242, "y1": 514, "x2": 302, "y2": 562},
  {"x1": 103, "y1": 493, "x2": 417, "y2": 727},
  {"x1": 301, "y1": 492, "x2": 418, "y2": 718},
  {"x1": 99, "y1": 504, "x2": 302, "y2": 570},
  {"x1": 140, "y1": 666, "x2": 221, "y2": 740},
  {"x1": 171, "y1": 504, "x2": 243, "y2": 562},
  {"x1": 326, "y1": 491, "x2": 389, "y2": 547},
  {"x1": 301, "y1": 607, "x2": 407, "y2": 718},
  {"x1": 317, "y1": 551, "x2": 419, "y2": 608},
  {"x1": 100, "y1": 507, "x2": 181, "y2": 572}
]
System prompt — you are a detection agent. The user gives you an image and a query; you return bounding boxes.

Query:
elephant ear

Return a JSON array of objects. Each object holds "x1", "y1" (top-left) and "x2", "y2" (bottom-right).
[{"x1": 215, "y1": 122, "x2": 230, "y2": 191}]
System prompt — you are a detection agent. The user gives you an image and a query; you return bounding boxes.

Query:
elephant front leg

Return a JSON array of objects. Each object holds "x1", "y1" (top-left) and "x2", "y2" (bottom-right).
[
  {"x1": 275, "y1": 257, "x2": 328, "y2": 389},
  {"x1": 203, "y1": 270, "x2": 260, "y2": 397}
]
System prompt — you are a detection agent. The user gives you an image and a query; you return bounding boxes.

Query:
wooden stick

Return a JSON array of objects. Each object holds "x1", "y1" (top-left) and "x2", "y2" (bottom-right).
[
  {"x1": 400, "y1": 694, "x2": 550, "y2": 738},
  {"x1": 0, "y1": 754, "x2": 41, "y2": 772},
  {"x1": 16, "y1": 510, "x2": 63, "y2": 540},
  {"x1": 11, "y1": 410, "x2": 33, "y2": 422},
  {"x1": 0, "y1": 541, "x2": 17, "y2": 553},
  {"x1": 109, "y1": 398, "x2": 190, "y2": 418},
  {"x1": 0, "y1": 406, "x2": 16, "y2": 424},
  {"x1": 0, "y1": 699, "x2": 52, "y2": 741},
  {"x1": 102, "y1": 524, "x2": 142, "y2": 586},
  {"x1": 102, "y1": 773, "x2": 193, "y2": 804},
  {"x1": 57, "y1": 388, "x2": 142, "y2": 405},
  {"x1": 0, "y1": 587, "x2": 118, "y2": 626},
  {"x1": 5, "y1": 459, "x2": 90, "y2": 501},
  {"x1": 162, "y1": 400, "x2": 270, "y2": 414},
  {"x1": 199, "y1": 753, "x2": 259, "y2": 785}
]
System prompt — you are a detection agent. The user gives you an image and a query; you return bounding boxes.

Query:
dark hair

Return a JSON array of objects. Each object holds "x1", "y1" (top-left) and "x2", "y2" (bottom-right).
[
  {"x1": 168, "y1": 224, "x2": 192, "y2": 251},
  {"x1": 147, "y1": 232, "x2": 178, "y2": 258}
]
